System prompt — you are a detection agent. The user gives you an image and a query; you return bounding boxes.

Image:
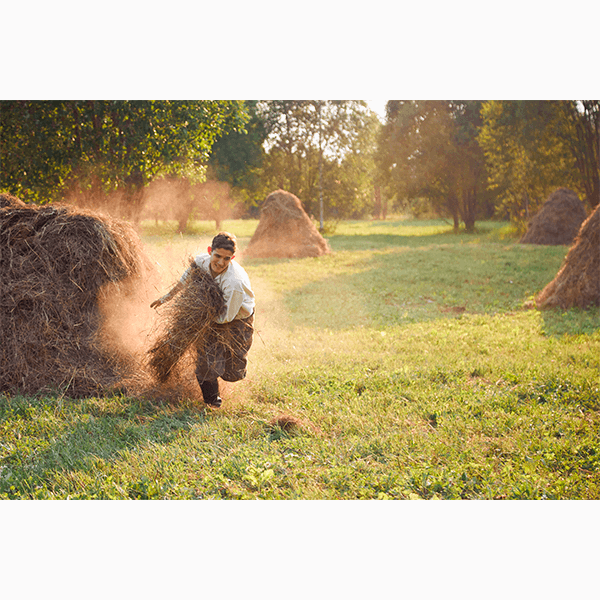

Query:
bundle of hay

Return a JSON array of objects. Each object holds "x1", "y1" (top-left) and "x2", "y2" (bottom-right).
[
  {"x1": 245, "y1": 189, "x2": 331, "y2": 258},
  {"x1": 0, "y1": 199, "x2": 150, "y2": 397},
  {"x1": 520, "y1": 188, "x2": 587, "y2": 245},
  {"x1": 147, "y1": 264, "x2": 225, "y2": 383},
  {"x1": 536, "y1": 205, "x2": 600, "y2": 309}
]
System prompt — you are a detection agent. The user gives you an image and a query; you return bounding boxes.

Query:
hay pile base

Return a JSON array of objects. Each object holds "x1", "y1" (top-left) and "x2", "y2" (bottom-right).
[
  {"x1": 147, "y1": 264, "x2": 225, "y2": 383},
  {"x1": 520, "y1": 188, "x2": 587, "y2": 245},
  {"x1": 0, "y1": 192, "x2": 27, "y2": 209},
  {"x1": 536, "y1": 205, "x2": 600, "y2": 310},
  {"x1": 1, "y1": 200, "x2": 150, "y2": 397},
  {"x1": 245, "y1": 189, "x2": 331, "y2": 258}
]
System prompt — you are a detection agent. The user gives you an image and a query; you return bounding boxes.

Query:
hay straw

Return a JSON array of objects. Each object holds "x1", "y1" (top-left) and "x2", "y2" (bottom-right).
[
  {"x1": 245, "y1": 189, "x2": 331, "y2": 258},
  {"x1": 520, "y1": 188, "x2": 588, "y2": 246},
  {"x1": 0, "y1": 193, "x2": 27, "y2": 209},
  {"x1": 536, "y1": 205, "x2": 600, "y2": 309},
  {"x1": 1, "y1": 201, "x2": 151, "y2": 397},
  {"x1": 147, "y1": 263, "x2": 225, "y2": 383}
]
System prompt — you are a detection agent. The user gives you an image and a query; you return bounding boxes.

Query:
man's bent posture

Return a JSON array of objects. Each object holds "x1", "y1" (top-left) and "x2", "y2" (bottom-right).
[{"x1": 151, "y1": 232, "x2": 255, "y2": 408}]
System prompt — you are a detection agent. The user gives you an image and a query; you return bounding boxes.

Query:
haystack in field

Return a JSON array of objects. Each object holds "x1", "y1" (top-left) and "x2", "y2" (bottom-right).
[
  {"x1": 147, "y1": 264, "x2": 225, "y2": 383},
  {"x1": 520, "y1": 188, "x2": 587, "y2": 245},
  {"x1": 0, "y1": 199, "x2": 152, "y2": 397},
  {"x1": 536, "y1": 205, "x2": 599, "y2": 310},
  {"x1": 245, "y1": 190, "x2": 331, "y2": 258}
]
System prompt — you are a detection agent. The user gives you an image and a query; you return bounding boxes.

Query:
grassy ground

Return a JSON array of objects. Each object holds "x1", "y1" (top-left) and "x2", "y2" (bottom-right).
[{"x1": 1, "y1": 218, "x2": 599, "y2": 499}]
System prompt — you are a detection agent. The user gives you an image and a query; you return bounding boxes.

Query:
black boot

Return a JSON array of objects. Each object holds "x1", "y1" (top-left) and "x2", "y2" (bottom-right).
[{"x1": 199, "y1": 379, "x2": 222, "y2": 408}]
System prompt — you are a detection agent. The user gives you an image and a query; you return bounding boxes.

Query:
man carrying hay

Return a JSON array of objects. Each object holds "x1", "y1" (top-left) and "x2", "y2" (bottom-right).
[{"x1": 151, "y1": 232, "x2": 255, "y2": 408}]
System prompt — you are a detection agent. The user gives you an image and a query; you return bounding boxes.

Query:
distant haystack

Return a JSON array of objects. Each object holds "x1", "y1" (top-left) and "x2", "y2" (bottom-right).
[
  {"x1": 245, "y1": 190, "x2": 331, "y2": 258},
  {"x1": 536, "y1": 205, "x2": 599, "y2": 310},
  {"x1": 520, "y1": 188, "x2": 587, "y2": 245}
]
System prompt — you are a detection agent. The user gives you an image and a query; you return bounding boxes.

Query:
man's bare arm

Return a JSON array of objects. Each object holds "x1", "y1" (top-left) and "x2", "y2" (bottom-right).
[{"x1": 151, "y1": 281, "x2": 184, "y2": 309}]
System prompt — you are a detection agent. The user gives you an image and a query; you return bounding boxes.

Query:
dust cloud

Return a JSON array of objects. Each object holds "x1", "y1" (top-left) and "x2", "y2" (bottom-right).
[{"x1": 64, "y1": 172, "x2": 242, "y2": 233}]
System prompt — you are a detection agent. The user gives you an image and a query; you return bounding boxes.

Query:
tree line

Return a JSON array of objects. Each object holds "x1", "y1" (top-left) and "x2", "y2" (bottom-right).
[
  {"x1": 376, "y1": 100, "x2": 599, "y2": 232},
  {"x1": 1, "y1": 100, "x2": 598, "y2": 231}
]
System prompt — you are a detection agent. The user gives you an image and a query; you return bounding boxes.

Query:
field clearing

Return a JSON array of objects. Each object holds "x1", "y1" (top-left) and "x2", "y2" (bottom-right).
[{"x1": 1, "y1": 218, "x2": 599, "y2": 500}]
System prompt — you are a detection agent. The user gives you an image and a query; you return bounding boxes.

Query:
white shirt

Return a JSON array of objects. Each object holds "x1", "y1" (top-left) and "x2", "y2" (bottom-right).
[{"x1": 181, "y1": 253, "x2": 255, "y2": 324}]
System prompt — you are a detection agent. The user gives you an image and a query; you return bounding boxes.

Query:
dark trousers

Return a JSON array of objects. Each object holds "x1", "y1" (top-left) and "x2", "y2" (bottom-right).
[{"x1": 195, "y1": 313, "x2": 254, "y2": 384}]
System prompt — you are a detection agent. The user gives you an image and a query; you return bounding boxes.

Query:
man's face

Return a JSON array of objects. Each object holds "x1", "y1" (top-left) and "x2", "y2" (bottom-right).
[{"x1": 208, "y1": 246, "x2": 234, "y2": 276}]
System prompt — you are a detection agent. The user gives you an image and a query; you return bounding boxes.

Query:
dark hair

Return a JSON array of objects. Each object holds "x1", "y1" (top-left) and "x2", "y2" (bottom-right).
[{"x1": 211, "y1": 231, "x2": 237, "y2": 254}]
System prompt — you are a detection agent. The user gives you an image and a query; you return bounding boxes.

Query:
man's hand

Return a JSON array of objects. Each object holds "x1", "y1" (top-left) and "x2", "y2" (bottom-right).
[{"x1": 150, "y1": 282, "x2": 182, "y2": 309}]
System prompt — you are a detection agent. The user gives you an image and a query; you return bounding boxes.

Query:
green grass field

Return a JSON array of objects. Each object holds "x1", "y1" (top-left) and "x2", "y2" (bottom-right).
[{"x1": 1, "y1": 218, "x2": 599, "y2": 499}]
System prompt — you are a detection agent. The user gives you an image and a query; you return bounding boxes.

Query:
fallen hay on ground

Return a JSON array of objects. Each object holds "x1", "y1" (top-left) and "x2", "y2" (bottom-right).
[
  {"x1": 536, "y1": 205, "x2": 600, "y2": 310},
  {"x1": 520, "y1": 188, "x2": 588, "y2": 245},
  {"x1": 245, "y1": 189, "x2": 331, "y2": 258},
  {"x1": 0, "y1": 199, "x2": 154, "y2": 397},
  {"x1": 147, "y1": 264, "x2": 225, "y2": 384}
]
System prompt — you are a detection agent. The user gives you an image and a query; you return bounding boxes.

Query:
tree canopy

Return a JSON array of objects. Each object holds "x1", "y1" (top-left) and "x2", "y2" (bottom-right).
[
  {"x1": 3, "y1": 99, "x2": 597, "y2": 230},
  {"x1": 206, "y1": 100, "x2": 268, "y2": 205},
  {"x1": 477, "y1": 100, "x2": 598, "y2": 225},
  {"x1": 376, "y1": 100, "x2": 489, "y2": 232},
  {"x1": 1, "y1": 101, "x2": 249, "y2": 209},
  {"x1": 376, "y1": 99, "x2": 598, "y2": 231},
  {"x1": 256, "y1": 100, "x2": 380, "y2": 221}
]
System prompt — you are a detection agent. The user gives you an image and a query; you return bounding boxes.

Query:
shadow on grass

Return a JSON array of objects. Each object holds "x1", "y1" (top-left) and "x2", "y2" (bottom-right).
[
  {"x1": 539, "y1": 307, "x2": 600, "y2": 337},
  {"x1": 328, "y1": 220, "x2": 516, "y2": 252},
  {"x1": 252, "y1": 240, "x2": 568, "y2": 331},
  {"x1": 329, "y1": 232, "x2": 471, "y2": 252},
  {"x1": 0, "y1": 395, "x2": 208, "y2": 498}
]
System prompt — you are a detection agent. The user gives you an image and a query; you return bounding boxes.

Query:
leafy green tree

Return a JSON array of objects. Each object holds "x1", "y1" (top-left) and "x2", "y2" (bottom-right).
[
  {"x1": 329, "y1": 109, "x2": 381, "y2": 220},
  {"x1": 257, "y1": 100, "x2": 380, "y2": 224},
  {"x1": 205, "y1": 100, "x2": 269, "y2": 208},
  {"x1": 376, "y1": 100, "x2": 489, "y2": 232},
  {"x1": 478, "y1": 101, "x2": 579, "y2": 224},
  {"x1": 375, "y1": 101, "x2": 420, "y2": 213},
  {"x1": 478, "y1": 100, "x2": 598, "y2": 227},
  {"x1": 557, "y1": 100, "x2": 599, "y2": 209},
  {"x1": 0, "y1": 101, "x2": 249, "y2": 218}
]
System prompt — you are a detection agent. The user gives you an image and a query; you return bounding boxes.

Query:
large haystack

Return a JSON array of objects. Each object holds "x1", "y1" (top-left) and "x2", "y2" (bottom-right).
[
  {"x1": 520, "y1": 188, "x2": 587, "y2": 245},
  {"x1": 536, "y1": 205, "x2": 599, "y2": 310},
  {"x1": 245, "y1": 190, "x2": 331, "y2": 258},
  {"x1": 0, "y1": 200, "x2": 152, "y2": 397}
]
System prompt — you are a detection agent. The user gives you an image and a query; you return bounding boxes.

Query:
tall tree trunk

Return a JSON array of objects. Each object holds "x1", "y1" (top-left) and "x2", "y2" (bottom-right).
[
  {"x1": 318, "y1": 101, "x2": 324, "y2": 232},
  {"x1": 123, "y1": 170, "x2": 145, "y2": 223},
  {"x1": 374, "y1": 185, "x2": 382, "y2": 219},
  {"x1": 462, "y1": 188, "x2": 477, "y2": 233},
  {"x1": 175, "y1": 178, "x2": 193, "y2": 234},
  {"x1": 447, "y1": 191, "x2": 460, "y2": 233},
  {"x1": 70, "y1": 102, "x2": 82, "y2": 155},
  {"x1": 566, "y1": 101, "x2": 599, "y2": 209}
]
